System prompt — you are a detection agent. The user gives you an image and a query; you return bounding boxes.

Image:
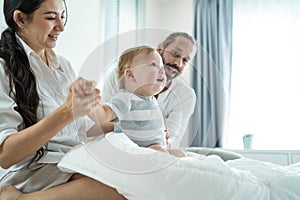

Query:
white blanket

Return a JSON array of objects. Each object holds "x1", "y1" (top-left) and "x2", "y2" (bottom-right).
[{"x1": 58, "y1": 133, "x2": 300, "y2": 200}]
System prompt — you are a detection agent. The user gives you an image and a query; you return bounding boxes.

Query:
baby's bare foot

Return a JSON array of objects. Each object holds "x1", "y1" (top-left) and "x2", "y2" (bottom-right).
[{"x1": 0, "y1": 185, "x2": 22, "y2": 200}]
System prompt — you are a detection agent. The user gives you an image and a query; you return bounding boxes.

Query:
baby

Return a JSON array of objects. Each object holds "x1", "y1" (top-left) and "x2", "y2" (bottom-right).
[{"x1": 98, "y1": 45, "x2": 186, "y2": 157}]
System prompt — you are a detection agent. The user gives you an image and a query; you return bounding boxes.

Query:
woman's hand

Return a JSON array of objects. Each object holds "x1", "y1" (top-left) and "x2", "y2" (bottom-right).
[
  {"x1": 65, "y1": 77, "x2": 101, "y2": 119},
  {"x1": 72, "y1": 77, "x2": 97, "y2": 96},
  {"x1": 0, "y1": 77, "x2": 100, "y2": 169}
]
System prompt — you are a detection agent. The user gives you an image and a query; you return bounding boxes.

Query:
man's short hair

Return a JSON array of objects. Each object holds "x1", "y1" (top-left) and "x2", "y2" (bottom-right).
[{"x1": 162, "y1": 32, "x2": 196, "y2": 48}]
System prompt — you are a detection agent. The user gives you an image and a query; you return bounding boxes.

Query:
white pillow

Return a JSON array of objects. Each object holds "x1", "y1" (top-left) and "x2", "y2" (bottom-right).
[{"x1": 58, "y1": 133, "x2": 300, "y2": 200}]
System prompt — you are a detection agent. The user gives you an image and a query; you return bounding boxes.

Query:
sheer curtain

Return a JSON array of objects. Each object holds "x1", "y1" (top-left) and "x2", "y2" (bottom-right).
[
  {"x1": 190, "y1": 0, "x2": 233, "y2": 147},
  {"x1": 102, "y1": 0, "x2": 146, "y2": 66},
  {"x1": 92, "y1": 0, "x2": 146, "y2": 83},
  {"x1": 226, "y1": 0, "x2": 300, "y2": 150},
  {"x1": 103, "y1": 0, "x2": 145, "y2": 40}
]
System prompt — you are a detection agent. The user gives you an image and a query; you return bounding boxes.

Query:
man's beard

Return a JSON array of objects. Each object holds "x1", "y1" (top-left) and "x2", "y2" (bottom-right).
[{"x1": 161, "y1": 51, "x2": 181, "y2": 81}]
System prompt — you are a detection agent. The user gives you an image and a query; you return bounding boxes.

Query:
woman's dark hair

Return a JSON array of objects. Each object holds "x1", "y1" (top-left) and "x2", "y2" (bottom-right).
[{"x1": 0, "y1": 0, "x2": 67, "y2": 166}]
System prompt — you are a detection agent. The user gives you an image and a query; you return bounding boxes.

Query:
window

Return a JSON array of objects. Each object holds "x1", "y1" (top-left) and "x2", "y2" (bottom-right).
[
  {"x1": 103, "y1": 0, "x2": 145, "y2": 40},
  {"x1": 225, "y1": 0, "x2": 300, "y2": 150},
  {"x1": 101, "y1": 0, "x2": 146, "y2": 68}
]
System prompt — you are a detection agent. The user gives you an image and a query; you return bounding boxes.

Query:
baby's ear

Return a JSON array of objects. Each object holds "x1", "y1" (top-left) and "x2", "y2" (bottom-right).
[{"x1": 125, "y1": 68, "x2": 134, "y2": 80}]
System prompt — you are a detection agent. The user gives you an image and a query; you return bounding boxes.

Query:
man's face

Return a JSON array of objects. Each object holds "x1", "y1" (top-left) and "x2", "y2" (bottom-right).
[{"x1": 159, "y1": 36, "x2": 196, "y2": 81}]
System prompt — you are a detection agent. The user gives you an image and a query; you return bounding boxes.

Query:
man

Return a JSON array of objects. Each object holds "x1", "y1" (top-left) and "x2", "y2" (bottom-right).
[{"x1": 101, "y1": 32, "x2": 242, "y2": 160}]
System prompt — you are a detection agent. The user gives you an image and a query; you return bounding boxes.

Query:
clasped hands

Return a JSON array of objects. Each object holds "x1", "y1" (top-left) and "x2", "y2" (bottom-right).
[{"x1": 67, "y1": 77, "x2": 101, "y2": 119}]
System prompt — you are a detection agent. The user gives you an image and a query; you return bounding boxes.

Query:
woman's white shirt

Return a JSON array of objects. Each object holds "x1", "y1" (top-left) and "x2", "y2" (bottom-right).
[{"x1": 0, "y1": 36, "x2": 87, "y2": 172}]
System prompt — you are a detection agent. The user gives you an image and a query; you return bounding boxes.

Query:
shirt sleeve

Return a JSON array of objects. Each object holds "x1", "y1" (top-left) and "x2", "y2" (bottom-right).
[
  {"x1": 168, "y1": 95, "x2": 196, "y2": 148},
  {"x1": 0, "y1": 60, "x2": 23, "y2": 145},
  {"x1": 164, "y1": 81, "x2": 196, "y2": 148},
  {"x1": 106, "y1": 92, "x2": 131, "y2": 121}
]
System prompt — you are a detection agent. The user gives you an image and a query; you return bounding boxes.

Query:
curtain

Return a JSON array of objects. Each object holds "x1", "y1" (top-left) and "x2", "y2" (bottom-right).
[
  {"x1": 103, "y1": 0, "x2": 145, "y2": 40},
  {"x1": 102, "y1": 0, "x2": 146, "y2": 65},
  {"x1": 189, "y1": 0, "x2": 233, "y2": 147},
  {"x1": 95, "y1": 0, "x2": 146, "y2": 81},
  {"x1": 79, "y1": 0, "x2": 145, "y2": 85}
]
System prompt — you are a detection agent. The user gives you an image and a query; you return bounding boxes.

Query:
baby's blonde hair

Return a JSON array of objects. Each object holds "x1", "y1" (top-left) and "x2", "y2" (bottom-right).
[{"x1": 117, "y1": 45, "x2": 156, "y2": 88}]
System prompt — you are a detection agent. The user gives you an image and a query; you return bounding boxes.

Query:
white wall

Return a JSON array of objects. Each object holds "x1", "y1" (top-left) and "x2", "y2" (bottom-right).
[
  {"x1": 55, "y1": 0, "x2": 104, "y2": 74},
  {"x1": 0, "y1": 1, "x2": 6, "y2": 32},
  {"x1": 1, "y1": 0, "x2": 194, "y2": 75},
  {"x1": 0, "y1": 0, "x2": 105, "y2": 75},
  {"x1": 62, "y1": 0, "x2": 195, "y2": 77},
  {"x1": 145, "y1": 0, "x2": 194, "y2": 35},
  {"x1": 57, "y1": 0, "x2": 194, "y2": 75}
]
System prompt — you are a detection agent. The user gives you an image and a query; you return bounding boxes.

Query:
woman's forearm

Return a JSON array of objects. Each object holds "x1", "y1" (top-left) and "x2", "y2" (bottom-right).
[{"x1": 0, "y1": 104, "x2": 73, "y2": 169}]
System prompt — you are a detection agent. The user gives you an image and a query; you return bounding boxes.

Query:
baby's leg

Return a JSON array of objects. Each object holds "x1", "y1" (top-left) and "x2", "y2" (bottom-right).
[
  {"x1": 148, "y1": 144, "x2": 187, "y2": 157},
  {"x1": 147, "y1": 144, "x2": 168, "y2": 153},
  {"x1": 167, "y1": 149, "x2": 187, "y2": 157}
]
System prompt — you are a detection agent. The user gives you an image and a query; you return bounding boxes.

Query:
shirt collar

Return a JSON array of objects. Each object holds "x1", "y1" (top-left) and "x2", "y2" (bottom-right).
[
  {"x1": 15, "y1": 33, "x2": 33, "y2": 58},
  {"x1": 15, "y1": 34, "x2": 62, "y2": 71}
]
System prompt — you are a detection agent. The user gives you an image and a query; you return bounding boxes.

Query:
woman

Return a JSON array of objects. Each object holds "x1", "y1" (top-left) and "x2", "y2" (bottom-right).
[{"x1": 0, "y1": 0, "x2": 125, "y2": 199}]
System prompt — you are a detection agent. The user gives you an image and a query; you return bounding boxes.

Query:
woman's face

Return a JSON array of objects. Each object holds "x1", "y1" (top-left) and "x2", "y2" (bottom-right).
[
  {"x1": 18, "y1": 0, "x2": 66, "y2": 54},
  {"x1": 129, "y1": 51, "x2": 166, "y2": 96}
]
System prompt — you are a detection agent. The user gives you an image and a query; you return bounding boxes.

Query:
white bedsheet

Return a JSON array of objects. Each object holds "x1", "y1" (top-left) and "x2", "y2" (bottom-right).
[{"x1": 58, "y1": 133, "x2": 300, "y2": 200}]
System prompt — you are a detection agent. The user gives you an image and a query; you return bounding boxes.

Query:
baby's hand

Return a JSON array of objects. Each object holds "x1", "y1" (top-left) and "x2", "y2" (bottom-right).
[
  {"x1": 71, "y1": 77, "x2": 97, "y2": 96},
  {"x1": 68, "y1": 77, "x2": 100, "y2": 118}
]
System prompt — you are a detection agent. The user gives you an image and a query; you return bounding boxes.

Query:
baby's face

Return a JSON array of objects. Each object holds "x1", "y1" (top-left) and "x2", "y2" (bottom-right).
[{"x1": 130, "y1": 51, "x2": 166, "y2": 96}]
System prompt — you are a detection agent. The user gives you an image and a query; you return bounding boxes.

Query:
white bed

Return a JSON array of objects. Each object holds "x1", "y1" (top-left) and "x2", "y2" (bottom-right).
[{"x1": 58, "y1": 133, "x2": 300, "y2": 200}]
